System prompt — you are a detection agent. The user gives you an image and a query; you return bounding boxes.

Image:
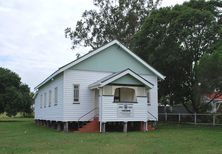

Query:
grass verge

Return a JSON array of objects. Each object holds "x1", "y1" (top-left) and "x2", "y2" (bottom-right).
[{"x1": 0, "y1": 118, "x2": 222, "y2": 154}]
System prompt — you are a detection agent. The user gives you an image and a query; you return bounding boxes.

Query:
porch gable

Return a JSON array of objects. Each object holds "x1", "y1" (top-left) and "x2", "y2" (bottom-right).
[
  {"x1": 89, "y1": 69, "x2": 154, "y2": 89},
  {"x1": 111, "y1": 74, "x2": 144, "y2": 86}
]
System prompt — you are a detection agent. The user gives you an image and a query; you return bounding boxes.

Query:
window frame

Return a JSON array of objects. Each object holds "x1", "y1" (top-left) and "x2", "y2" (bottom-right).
[
  {"x1": 54, "y1": 87, "x2": 58, "y2": 106},
  {"x1": 73, "y1": 84, "x2": 80, "y2": 104},
  {"x1": 40, "y1": 94, "x2": 43, "y2": 108},
  {"x1": 49, "y1": 90, "x2": 52, "y2": 107},
  {"x1": 147, "y1": 91, "x2": 151, "y2": 106},
  {"x1": 44, "y1": 92, "x2": 47, "y2": 108}
]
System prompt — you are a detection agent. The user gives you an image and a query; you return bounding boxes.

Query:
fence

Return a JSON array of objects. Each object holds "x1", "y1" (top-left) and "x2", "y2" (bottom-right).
[{"x1": 159, "y1": 113, "x2": 222, "y2": 126}]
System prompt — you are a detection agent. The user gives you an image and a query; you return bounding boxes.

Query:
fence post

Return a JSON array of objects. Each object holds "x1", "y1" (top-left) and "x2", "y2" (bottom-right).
[
  {"x1": 213, "y1": 114, "x2": 216, "y2": 126},
  {"x1": 194, "y1": 113, "x2": 197, "y2": 125},
  {"x1": 165, "y1": 112, "x2": 167, "y2": 121},
  {"x1": 178, "y1": 113, "x2": 181, "y2": 123}
]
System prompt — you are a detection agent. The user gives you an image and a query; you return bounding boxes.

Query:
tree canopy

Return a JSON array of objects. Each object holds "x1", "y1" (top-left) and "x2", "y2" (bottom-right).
[
  {"x1": 65, "y1": 0, "x2": 161, "y2": 49},
  {"x1": 0, "y1": 67, "x2": 33, "y2": 117},
  {"x1": 65, "y1": 0, "x2": 222, "y2": 113},
  {"x1": 132, "y1": 0, "x2": 222, "y2": 112},
  {"x1": 197, "y1": 41, "x2": 222, "y2": 96}
]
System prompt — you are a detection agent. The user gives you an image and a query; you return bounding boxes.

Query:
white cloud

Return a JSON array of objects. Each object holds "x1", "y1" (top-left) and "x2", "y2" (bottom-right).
[
  {"x1": 0, "y1": 0, "x2": 93, "y2": 90},
  {"x1": 0, "y1": 0, "x2": 185, "y2": 91}
]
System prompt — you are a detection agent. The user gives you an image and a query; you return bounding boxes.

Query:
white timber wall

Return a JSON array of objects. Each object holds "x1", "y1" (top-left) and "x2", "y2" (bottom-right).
[
  {"x1": 100, "y1": 95, "x2": 148, "y2": 122},
  {"x1": 141, "y1": 75, "x2": 158, "y2": 121},
  {"x1": 34, "y1": 74, "x2": 64, "y2": 121},
  {"x1": 63, "y1": 69, "x2": 111, "y2": 121},
  {"x1": 34, "y1": 70, "x2": 158, "y2": 122},
  {"x1": 100, "y1": 75, "x2": 158, "y2": 122}
]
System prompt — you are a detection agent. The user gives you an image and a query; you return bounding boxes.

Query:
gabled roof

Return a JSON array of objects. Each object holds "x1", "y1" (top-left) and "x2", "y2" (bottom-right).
[
  {"x1": 35, "y1": 40, "x2": 165, "y2": 90},
  {"x1": 89, "y1": 68, "x2": 154, "y2": 89}
]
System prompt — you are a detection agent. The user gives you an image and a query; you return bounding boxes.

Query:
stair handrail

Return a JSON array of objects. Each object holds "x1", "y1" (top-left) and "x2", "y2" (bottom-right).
[
  {"x1": 88, "y1": 112, "x2": 99, "y2": 120},
  {"x1": 78, "y1": 107, "x2": 98, "y2": 128},
  {"x1": 147, "y1": 111, "x2": 158, "y2": 121},
  {"x1": 78, "y1": 107, "x2": 98, "y2": 122}
]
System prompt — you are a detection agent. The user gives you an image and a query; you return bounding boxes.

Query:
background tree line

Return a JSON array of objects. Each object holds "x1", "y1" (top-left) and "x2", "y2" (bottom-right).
[
  {"x1": 66, "y1": 0, "x2": 222, "y2": 113},
  {"x1": 0, "y1": 67, "x2": 33, "y2": 117}
]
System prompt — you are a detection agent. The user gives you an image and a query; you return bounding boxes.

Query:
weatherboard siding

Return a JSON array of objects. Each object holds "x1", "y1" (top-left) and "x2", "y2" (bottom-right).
[
  {"x1": 70, "y1": 44, "x2": 154, "y2": 75},
  {"x1": 100, "y1": 75, "x2": 158, "y2": 122},
  {"x1": 34, "y1": 70, "x2": 158, "y2": 122},
  {"x1": 142, "y1": 75, "x2": 158, "y2": 121},
  {"x1": 34, "y1": 59, "x2": 158, "y2": 122},
  {"x1": 34, "y1": 74, "x2": 64, "y2": 121},
  {"x1": 101, "y1": 96, "x2": 148, "y2": 122},
  {"x1": 63, "y1": 69, "x2": 112, "y2": 121},
  {"x1": 101, "y1": 75, "x2": 158, "y2": 122}
]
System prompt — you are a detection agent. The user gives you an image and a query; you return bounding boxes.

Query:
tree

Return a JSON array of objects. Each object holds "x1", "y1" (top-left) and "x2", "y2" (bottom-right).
[
  {"x1": 65, "y1": 0, "x2": 161, "y2": 50},
  {"x1": 0, "y1": 67, "x2": 33, "y2": 117},
  {"x1": 0, "y1": 67, "x2": 21, "y2": 114},
  {"x1": 19, "y1": 84, "x2": 33, "y2": 116},
  {"x1": 196, "y1": 41, "x2": 222, "y2": 105},
  {"x1": 132, "y1": 0, "x2": 222, "y2": 112}
]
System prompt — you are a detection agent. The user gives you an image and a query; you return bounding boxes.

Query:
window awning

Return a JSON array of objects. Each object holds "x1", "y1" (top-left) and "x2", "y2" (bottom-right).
[{"x1": 89, "y1": 69, "x2": 154, "y2": 89}]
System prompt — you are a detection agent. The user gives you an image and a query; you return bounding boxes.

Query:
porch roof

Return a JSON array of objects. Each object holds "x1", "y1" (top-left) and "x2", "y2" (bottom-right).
[{"x1": 89, "y1": 68, "x2": 154, "y2": 89}]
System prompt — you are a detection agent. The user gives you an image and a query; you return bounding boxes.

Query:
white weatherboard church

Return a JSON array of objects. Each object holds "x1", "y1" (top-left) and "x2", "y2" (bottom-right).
[{"x1": 34, "y1": 40, "x2": 165, "y2": 132}]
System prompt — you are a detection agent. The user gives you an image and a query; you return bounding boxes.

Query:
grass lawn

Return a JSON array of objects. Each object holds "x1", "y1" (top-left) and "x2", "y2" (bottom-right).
[{"x1": 0, "y1": 118, "x2": 222, "y2": 154}]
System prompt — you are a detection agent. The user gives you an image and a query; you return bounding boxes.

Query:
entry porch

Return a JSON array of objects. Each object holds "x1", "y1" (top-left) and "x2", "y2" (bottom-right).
[{"x1": 88, "y1": 69, "x2": 157, "y2": 132}]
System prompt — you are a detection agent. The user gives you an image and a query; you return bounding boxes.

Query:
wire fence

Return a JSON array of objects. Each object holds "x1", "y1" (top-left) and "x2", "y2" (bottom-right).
[{"x1": 159, "y1": 113, "x2": 222, "y2": 126}]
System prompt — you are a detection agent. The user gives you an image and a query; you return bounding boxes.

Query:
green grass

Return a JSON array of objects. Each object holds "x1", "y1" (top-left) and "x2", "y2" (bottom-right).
[{"x1": 0, "y1": 118, "x2": 222, "y2": 154}]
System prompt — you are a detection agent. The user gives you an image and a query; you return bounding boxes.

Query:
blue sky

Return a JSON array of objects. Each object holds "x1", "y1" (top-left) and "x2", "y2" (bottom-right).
[{"x1": 0, "y1": 0, "x2": 186, "y2": 91}]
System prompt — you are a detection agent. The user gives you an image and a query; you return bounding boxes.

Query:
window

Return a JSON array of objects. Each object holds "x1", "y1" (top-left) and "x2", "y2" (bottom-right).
[
  {"x1": 54, "y1": 87, "x2": 58, "y2": 105},
  {"x1": 49, "y1": 90, "x2": 52, "y2": 107},
  {"x1": 73, "y1": 84, "x2": 79, "y2": 103},
  {"x1": 147, "y1": 92, "x2": 151, "y2": 106},
  {"x1": 40, "y1": 94, "x2": 43, "y2": 108},
  {"x1": 44, "y1": 92, "x2": 47, "y2": 108}
]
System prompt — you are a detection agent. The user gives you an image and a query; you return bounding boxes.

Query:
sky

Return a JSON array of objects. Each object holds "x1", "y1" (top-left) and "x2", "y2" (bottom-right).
[{"x1": 0, "y1": 0, "x2": 186, "y2": 91}]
